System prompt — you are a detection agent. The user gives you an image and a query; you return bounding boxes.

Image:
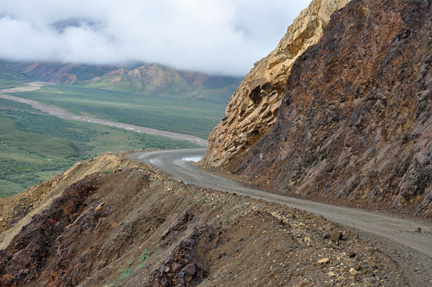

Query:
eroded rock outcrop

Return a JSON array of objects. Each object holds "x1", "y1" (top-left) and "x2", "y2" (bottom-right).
[
  {"x1": 201, "y1": 0, "x2": 352, "y2": 167},
  {"x1": 224, "y1": 0, "x2": 432, "y2": 216},
  {"x1": 0, "y1": 175, "x2": 100, "y2": 287}
]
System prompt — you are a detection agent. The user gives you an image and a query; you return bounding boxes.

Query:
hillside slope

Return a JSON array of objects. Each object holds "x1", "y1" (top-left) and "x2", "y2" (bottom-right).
[
  {"x1": 16, "y1": 62, "x2": 116, "y2": 84},
  {"x1": 85, "y1": 64, "x2": 242, "y2": 103},
  {"x1": 204, "y1": 0, "x2": 432, "y2": 217},
  {"x1": 0, "y1": 154, "x2": 407, "y2": 286},
  {"x1": 0, "y1": 60, "x2": 241, "y2": 102},
  {"x1": 0, "y1": 61, "x2": 30, "y2": 88}
]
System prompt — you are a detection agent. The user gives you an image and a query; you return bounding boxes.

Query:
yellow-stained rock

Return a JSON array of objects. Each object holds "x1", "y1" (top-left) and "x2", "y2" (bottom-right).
[{"x1": 201, "y1": 0, "x2": 352, "y2": 168}]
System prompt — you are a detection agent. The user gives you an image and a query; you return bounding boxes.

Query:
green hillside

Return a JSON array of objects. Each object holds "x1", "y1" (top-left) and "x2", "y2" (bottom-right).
[
  {"x1": 83, "y1": 64, "x2": 242, "y2": 103},
  {"x1": 0, "y1": 60, "x2": 30, "y2": 88}
]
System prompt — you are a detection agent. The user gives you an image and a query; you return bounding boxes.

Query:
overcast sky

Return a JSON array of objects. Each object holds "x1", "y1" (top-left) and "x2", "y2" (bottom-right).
[{"x1": 0, "y1": 0, "x2": 312, "y2": 76}]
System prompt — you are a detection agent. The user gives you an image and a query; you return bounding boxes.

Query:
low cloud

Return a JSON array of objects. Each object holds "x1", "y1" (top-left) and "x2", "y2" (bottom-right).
[{"x1": 0, "y1": 0, "x2": 311, "y2": 75}]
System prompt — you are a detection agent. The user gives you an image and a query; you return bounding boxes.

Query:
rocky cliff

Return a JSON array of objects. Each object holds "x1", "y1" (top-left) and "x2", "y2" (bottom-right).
[
  {"x1": 207, "y1": 0, "x2": 432, "y2": 217},
  {"x1": 201, "y1": 0, "x2": 352, "y2": 167}
]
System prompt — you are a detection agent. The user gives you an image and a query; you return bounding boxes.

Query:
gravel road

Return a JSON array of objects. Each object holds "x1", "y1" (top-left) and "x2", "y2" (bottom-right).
[{"x1": 127, "y1": 148, "x2": 432, "y2": 286}]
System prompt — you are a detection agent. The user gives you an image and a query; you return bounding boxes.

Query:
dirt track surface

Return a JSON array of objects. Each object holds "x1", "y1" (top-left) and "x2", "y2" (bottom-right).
[
  {"x1": 0, "y1": 82, "x2": 208, "y2": 146},
  {"x1": 128, "y1": 149, "x2": 432, "y2": 285}
]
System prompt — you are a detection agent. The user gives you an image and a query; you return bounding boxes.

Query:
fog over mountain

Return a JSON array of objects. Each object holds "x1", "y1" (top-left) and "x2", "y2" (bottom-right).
[{"x1": 0, "y1": 0, "x2": 311, "y2": 76}]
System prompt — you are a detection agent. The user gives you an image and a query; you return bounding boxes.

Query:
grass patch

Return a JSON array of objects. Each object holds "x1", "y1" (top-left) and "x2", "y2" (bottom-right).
[
  {"x1": 1, "y1": 78, "x2": 223, "y2": 197},
  {"x1": 102, "y1": 168, "x2": 115, "y2": 174},
  {"x1": 120, "y1": 268, "x2": 133, "y2": 279},
  {"x1": 136, "y1": 264, "x2": 144, "y2": 270},
  {"x1": 140, "y1": 249, "x2": 152, "y2": 262},
  {"x1": 0, "y1": 180, "x2": 24, "y2": 197}
]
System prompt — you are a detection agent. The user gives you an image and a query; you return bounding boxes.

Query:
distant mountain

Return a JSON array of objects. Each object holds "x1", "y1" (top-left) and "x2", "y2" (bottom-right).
[
  {"x1": 0, "y1": 60, "x2": 30, "y2": 87},
  {"x1": 85, "y1": 64, "x2": 243, "y2": 102},
  {"x1": 20, "y1": 62, "x2": 118, "y2": 84},
  {"x1": 0, "y1": 60, "x2": 117, "y2": 85},
  {"x1": 0, "y1": 60, "x2": 242, "y2": 102},
  {"x1": 51, "y1": 17, "x2": 101, "y2": 33}
]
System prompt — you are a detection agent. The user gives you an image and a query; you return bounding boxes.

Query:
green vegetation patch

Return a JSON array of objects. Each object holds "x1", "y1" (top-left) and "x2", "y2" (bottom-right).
[
  {"x1": 120, "y1": 268, "x2": 133, "y2": 279},
  {"x1": 0, "y1": 61, "x2": 30, "y2": 88},
  {"x1": 14, "y1": 85, "x2": 226, "y2": 139},
  {"x1": 102, "y1": 168, "x2": 115, "y2": 174},
  {"x1": 0, "y1": 99, "x2": 198, "y2": 197},
  {"x1": 140, "y1": 249, "x2": 152, "y2": 262},
  {"x1": 0, "y1": 97, "x2": 41, "y2": 113}
]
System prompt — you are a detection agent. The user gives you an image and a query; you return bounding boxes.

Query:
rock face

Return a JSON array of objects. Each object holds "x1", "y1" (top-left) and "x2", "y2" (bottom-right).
[
  {"x1": 201, "y1": 0, "x2": 352, "y2": 167},
  {"x1": 219, "y1": 0, "x2": 432, "y2": 216},
  {"x1": 0, "y1": 175, "x2": 100, "y2": 286}
]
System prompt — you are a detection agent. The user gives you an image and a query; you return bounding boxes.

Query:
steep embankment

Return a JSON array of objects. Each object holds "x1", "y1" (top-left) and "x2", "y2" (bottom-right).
[
  {"x1": 205, "y1": 0, "x2": 432, "y2": 217},
  {"x1": 0, "y1": 154, "x2": 408, "y2": 286},
  {"x1": 201, "y1": 0, "x2": 352, "y2": 167},
  {"x1": 0, "y1": 154, "x2": 133, "y2": 244}
]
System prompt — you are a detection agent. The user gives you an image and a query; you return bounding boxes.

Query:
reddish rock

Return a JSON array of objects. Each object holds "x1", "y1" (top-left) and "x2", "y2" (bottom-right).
[
  {"x1": 146, "y1": 232, "x2": 206, "y2": 287},
  {"x1": 0, "y1": 175, "x2": 99, "y2": 287}
]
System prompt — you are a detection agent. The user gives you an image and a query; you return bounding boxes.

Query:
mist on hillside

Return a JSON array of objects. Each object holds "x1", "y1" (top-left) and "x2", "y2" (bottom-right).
[{"x1": 0, "y1": 0, "x2": 312, "y2": 76}]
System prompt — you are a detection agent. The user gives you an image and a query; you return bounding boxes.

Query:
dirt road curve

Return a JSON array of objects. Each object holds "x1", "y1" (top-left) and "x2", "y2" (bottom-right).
[
  {"x1": 128, "y1": 149, "x2": 432, "y2": 285},
  {"x1": 0, "y1": 82, "x2": 208, "y2": 146}
]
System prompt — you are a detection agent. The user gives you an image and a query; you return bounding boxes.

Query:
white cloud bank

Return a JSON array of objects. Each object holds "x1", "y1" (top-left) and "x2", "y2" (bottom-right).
[{"x1": 0, "y1": 0, "x2": 312, "y2": 75}]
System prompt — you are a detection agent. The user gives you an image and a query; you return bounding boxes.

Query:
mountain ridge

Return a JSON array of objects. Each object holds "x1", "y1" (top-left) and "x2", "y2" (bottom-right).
[
  {"x1": 85, "y1": 63, "x2": 242, "y2": 102},
  {"x1": 0, "y1": 60, "x2": 242, "y2": 102}
]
